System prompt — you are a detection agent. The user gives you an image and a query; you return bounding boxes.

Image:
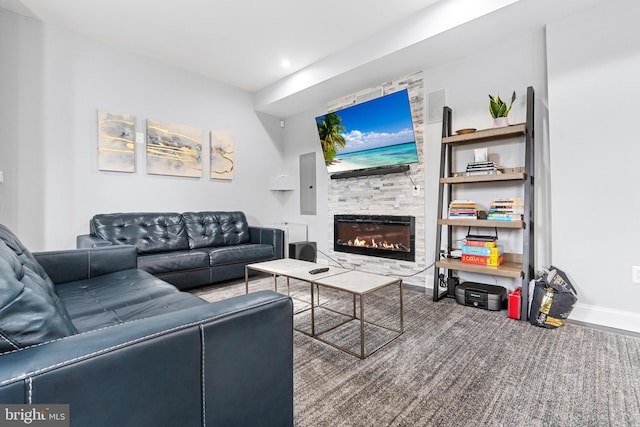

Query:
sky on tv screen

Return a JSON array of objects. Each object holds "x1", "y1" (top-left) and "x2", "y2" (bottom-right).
[{"x1": 335, "y1": 90, "x2": 415, "y2": 154}]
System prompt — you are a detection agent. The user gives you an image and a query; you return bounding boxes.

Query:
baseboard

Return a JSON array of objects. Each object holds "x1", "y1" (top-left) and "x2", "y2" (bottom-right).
[
  {"x1": 404, "y1": 283, "x2": 427, "y2": 294},
  {"x1": 568, "y1": 303, "x2": 640, "y2": 334}
]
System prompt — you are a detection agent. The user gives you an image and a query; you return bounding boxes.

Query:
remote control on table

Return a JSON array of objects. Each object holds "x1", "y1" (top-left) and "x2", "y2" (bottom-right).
[{"x1": 309, "y1": 267, "x2": 329, "y2": 274}]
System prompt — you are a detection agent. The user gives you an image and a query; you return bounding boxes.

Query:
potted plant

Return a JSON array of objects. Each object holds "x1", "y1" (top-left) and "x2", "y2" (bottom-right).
[{"x1": 489, "y1": 91, "x2": 516, "y2": 127}]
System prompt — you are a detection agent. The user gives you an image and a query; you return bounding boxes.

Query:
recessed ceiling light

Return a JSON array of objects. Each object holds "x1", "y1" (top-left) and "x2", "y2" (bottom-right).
[{"x1": 281, "y1": 59, "x2": 291, "y2": 68}]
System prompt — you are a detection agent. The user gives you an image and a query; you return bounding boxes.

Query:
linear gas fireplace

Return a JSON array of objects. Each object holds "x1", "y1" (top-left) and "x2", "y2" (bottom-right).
[{"x1": 334, "y1": 214, "x2": 415, "y2": 262}]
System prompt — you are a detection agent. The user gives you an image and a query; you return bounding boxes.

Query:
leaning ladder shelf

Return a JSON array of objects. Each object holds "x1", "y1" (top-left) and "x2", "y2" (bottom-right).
[{"x1": 432, "y1": 86, "x2": 535, "y2": 321}]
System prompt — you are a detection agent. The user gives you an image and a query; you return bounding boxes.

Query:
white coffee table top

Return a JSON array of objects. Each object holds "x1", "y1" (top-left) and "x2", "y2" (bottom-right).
[
  {"x1": 312, "y1": 270, "x2": 402, "y2": 295},
  {"x1": 246, "y1": 258, "x2": 349, "y2": 280},
  {"x1": 247, "y1": 258, "x2": 315, "y2": 274}
]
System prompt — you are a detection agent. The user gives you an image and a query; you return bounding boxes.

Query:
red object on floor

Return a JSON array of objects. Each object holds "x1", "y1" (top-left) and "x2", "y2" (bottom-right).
[{"x1": 508, "y1": 287, "x2": 522, "y2": 320}]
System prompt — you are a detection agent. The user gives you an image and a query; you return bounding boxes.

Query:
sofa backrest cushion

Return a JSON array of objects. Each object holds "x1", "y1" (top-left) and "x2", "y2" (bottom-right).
[
  {"x1": 91, "y1": 213, "x2": 189, "y2": 254},
  {"x1": 0, "y1": 225, "x2": 78, "y2": 353},
  {"x1": 183, "y1": 211, "x2": 250, "y2": 249}
]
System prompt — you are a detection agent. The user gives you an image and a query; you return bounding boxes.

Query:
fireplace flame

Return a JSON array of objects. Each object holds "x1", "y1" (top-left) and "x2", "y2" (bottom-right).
[{"x1": 346, "y1": 236, "x2": 403, "y2": 251}]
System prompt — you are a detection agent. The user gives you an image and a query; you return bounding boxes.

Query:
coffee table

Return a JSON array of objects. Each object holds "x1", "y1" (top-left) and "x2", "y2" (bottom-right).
[{"x1": 245, "y1": 259, "x2": 403, "y2": 359}]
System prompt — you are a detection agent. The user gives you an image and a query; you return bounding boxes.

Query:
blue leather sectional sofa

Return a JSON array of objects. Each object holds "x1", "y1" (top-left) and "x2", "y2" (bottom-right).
[
  {"x1": 77, "y1": 211, "x2": 284, "y2": 290},
  {"x1": 0, "y1": 224, "x2": 293, "y2": 426}
]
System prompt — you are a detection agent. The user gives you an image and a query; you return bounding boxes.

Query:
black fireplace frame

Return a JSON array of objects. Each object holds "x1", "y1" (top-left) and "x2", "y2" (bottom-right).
[{"x1": 333, "y1": 214, "x2": 415, "y2": 262}]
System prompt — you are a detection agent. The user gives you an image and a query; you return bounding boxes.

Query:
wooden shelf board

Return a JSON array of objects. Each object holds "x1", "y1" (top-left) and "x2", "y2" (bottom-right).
[
  {"x1": 436, "y1": 257, "x2": 523, "y2": 279},
  {"x1": 443, "y1": 123, "x2": 526, "y2": 145},
  {"x1": 438, "y1": 218, "x2": 524, "y2": 229},
  {"x1": 441, "y1": 171, "x2": 526, "y2": 184}
]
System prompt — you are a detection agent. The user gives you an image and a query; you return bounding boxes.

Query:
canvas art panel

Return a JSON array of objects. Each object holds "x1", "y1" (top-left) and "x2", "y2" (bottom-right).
[
  {"x1": 146, "y1": 119, "x2": 202, "y2": 178},
  {"x1": 210, "y1": 131, "x2": 235, "y2": 180},
  {"x1": 98, "y1": 111, "x2": 136, "y2": 172}
]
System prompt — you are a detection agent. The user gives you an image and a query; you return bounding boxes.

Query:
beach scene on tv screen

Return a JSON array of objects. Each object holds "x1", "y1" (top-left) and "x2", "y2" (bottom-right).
[{"x1": 316, "y1": 89, "x2": 418, "y2": 173}]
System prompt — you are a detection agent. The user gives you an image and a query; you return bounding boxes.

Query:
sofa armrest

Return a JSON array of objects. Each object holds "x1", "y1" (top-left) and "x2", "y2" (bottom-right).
[
  {"x1": 0, "y1": 290, "x2": 293, "y2": 427},
  {"x1": 34, "y1": 245, "x2": 138, "y2": 284},
  {"x1": 76, "y1": 233, "x2": 113, "y2": 248},
  {"x1": 249, "y1": 226, "x2": 284, "y2": 258}
]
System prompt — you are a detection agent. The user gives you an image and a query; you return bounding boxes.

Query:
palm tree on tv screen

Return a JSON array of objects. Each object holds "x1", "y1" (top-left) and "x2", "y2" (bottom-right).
[{"x1": 317, "y1": 112, "x2": 346, "y2": 166}]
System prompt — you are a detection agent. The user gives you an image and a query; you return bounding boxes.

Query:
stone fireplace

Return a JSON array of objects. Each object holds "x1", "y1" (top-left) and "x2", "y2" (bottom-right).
[
  {"x1": 326, "y1": 70, "x2": 425, "y2": 287},
  {"x1": 334, "y1": 214, "x2": 415, "y2": 262}
]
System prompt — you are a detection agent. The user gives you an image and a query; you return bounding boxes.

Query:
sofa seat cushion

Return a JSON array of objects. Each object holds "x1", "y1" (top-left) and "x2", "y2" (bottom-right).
[
  {"x1": 208, "y1": 244, "x2": 274, "y2": 266},
  {"x1": 70, "y1": 292, "x2": 207, "y2": 331},
  {"x1": 137, "y1": 249, "x2": 210, "y2": 275},
  {"x1": 56, "y1": 269, "x2": 206, "y2": 331}
]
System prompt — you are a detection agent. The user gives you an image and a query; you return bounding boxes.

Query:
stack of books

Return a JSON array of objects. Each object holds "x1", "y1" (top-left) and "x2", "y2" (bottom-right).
[
  {"x1": 464, "y1": 160, "x2": 500, "y2": 176},
  {"x1": 487, "y1": 198, "x2": 524, "y2": 221},
  {"x1": 448, "y1": 200, "x2": 477, "y2": 219},
  {"x1": 461, "y1": 236, "x2": 503, "y2": 266}
]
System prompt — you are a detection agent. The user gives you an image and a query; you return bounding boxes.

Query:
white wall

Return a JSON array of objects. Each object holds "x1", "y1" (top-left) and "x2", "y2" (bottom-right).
[
  {"x1": 278, "y1": 108, "x2": 330, "y2": 256},
  {"x1": 0, "y1": 9, "x2": 46, "y2": 248},
  {"x1": 546, "y1": 0, "x2": 640, "y2": 332},
  {"x1": 0, "y1": 8, "x2": 285, "y2": 250}
]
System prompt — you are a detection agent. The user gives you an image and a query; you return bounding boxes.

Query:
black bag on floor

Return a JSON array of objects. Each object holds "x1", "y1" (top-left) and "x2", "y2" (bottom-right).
[{"x1": 529, "y1": 266, "x2": 578, "y2": 329}]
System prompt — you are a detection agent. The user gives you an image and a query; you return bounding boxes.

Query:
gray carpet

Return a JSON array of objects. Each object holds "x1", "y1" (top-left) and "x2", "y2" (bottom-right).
[{"x1": 192, "y1": 276, "x2": 640, "y2": 427}]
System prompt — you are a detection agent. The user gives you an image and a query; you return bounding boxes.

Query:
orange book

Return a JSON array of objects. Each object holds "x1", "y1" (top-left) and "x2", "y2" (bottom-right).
[
  {"x1": 461, "y1": 254, "x2": 503, "y2": 266},
  {"x1": 465, "y1": 240, "x2": 497, "y2": 248}
]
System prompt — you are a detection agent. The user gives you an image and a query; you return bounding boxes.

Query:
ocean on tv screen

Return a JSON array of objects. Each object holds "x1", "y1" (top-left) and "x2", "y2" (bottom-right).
[{"x1": 327, "y1": 142, "x2": 418, "y2": 173}]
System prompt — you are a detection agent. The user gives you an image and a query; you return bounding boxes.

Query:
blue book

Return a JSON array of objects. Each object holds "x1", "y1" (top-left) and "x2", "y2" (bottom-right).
[{"x1": 461, "y1": 244, "x2": 504, "y2": 256}]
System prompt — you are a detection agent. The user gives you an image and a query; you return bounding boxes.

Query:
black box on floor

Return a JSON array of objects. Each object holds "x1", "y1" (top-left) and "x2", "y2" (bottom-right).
[
  {"x1": 455, "y1": 282, "x2": 506, "y2": 310},
  {"x1": 289, "y1": 241, "x2": 317, "y2": 262}
]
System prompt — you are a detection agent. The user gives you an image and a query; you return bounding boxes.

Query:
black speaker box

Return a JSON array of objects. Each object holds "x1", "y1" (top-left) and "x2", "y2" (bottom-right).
[
  {"x1": 289, "y1": 241, "x2": 317, "y2": 262},
  {"x1": 455, "y1": 282, "x2": 506, "y2": 311}
]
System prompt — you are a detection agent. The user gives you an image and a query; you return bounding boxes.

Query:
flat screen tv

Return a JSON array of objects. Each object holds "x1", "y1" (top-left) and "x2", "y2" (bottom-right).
[{"x1": 315, "y1": 89, "x2": 418, "y2": 176}]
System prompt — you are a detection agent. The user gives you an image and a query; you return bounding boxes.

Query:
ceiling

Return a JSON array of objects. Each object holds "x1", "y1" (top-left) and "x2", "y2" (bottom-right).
[
  {"x1": 0, "y1": 0, "x2": 602, "y2": 117},
  {"x1": 0, "y1": 0, "x2": 441, "y2": 91}
]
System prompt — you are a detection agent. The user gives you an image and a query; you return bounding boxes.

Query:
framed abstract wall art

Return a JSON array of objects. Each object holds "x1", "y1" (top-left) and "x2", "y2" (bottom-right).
[
  {"x1": 146, "y1": 119, "x2": 202, "y2": 178},
  {"x1": 98, "y1": 111, "x2": 136, "y2": 172},
  {"x1": 210, "y1": 131, "x2": 235, "y2": 180}
]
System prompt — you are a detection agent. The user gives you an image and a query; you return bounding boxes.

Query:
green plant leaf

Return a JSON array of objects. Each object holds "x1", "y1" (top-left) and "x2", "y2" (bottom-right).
[
  {"x1": 503, "y1": 91, "x2": 516, "y2": 116},
  {"x1": 489, "y1": 93, "x2": 508, "y2": 117},
  {"x1": 489, "y1": 101, "x2": 499, "y2": 118}
]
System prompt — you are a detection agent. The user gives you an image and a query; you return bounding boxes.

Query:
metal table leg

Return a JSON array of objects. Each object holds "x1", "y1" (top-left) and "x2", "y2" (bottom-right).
[
  {"x1": 359, "y1": 294, "x2": 365, "y2": 359},
  {"x1": 311, "y1": 281, "x2": 316, "y2": 336}
]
